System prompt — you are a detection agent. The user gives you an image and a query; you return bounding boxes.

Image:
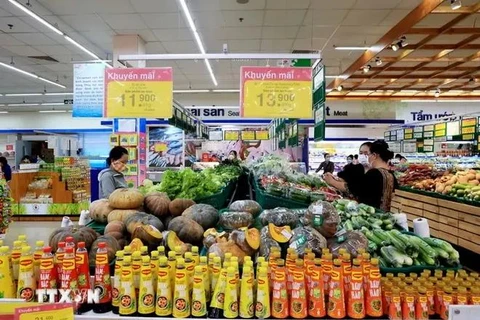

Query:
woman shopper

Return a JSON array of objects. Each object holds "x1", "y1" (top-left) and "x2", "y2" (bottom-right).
[
  {"x1": 0, "y1": 156, "x2": 12, "y2": 181},
  {"x1": 337, "y1": 154, "x2": 364, "y2": 187},
  {"x1": 98, "y1": 146, "x2": 129, "y2": 199},
  {"x1": 324, "y1": 140, "x2": 397, "y2": 211}
]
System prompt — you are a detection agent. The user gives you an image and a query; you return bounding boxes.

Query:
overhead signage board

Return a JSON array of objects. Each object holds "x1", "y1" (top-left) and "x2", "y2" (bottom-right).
[
  {"x1": 240, "y1": 66, "x2": 313, "y2": 118},
  {"x1": 241, "y1": 130, "x2": 255, "y2": 141},
  {"x1": 104, "y1": 67, "x2": 173, "y2": 118},
  {"x1": 73, "y1": 63, "x2": 105, "y2": 117},
  {"x1": 255, "y1": 130, "x2": 269, "y2": 140},
  {"x1": 224, "y1": 130, "x2": 239, "y2": 141}
]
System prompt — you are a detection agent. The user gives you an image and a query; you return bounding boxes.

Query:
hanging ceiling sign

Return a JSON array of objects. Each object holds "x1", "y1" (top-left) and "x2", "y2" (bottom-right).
[
  {"x1": 104, "y1": 68, "x2": 173, "y2": 118},
  {"x1": 240, "y1": 66, "x2": 312, "y2": 118}
]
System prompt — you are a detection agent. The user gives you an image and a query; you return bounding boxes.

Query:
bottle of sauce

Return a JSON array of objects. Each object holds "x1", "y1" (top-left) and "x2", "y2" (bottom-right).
[
  {"x1": 382, "y1": 281, "x2": 393, "y2": 316},
  {"x1": 456, "y1": 286, "x2": 468, "y2": 305},
  {"x1": 60, "y1": 247, "x2": 77, "y2": 303},
  {"x1": 321, "y1": 252, "x2": 333, "y2": 296},
  {"x1": 304, "y1": 252, "x2": 315, "y2": 291},
  {"x1": 167, "y1": 251, "x2": 177, "y2": 290},
  {"x1": 75, "y1": 242, "x2": 91, "y2": 314},
  {"x1": 402, "y1": 286, "x2": 415, "y2": 320},
  {"x1": 93, "y1": 242, "x2": 112, "y2": 313},
  {"x1": 223, "y1": 266, "x2": 239, "y2": 319},
  {"x1": 440, "y1": 286, "x2": 454, "y2": 320},
  {"x1": 191, "y1": 246, "x2": 200, "y2": 266},
  {"x1": 184, "y1": 252, "x2": 195, "y2": 294},
  {"x1": 119, "y1": 256, "x2": 137, "y2": 316},
  {"x1": 208, "y1": 252, "x2": 216, "y2": 273},
  {"x1": 54, "y1": 241, "x2": 66, "y2": 285},
  {"x1": 366, "y1": 258, "x2": 382, "y2": 318},
  {"x1": 11, "y1": 240, "x2": 22, "y2": 289},
  {"x1": 191, "y1": 265, "x2": 207, "y2": 318},
  {"x1": 65, "y1": 236, "x2": 75, "y2": 250},
  {"x1": 157, "y1": 245, "x2": 166, "y2": 258},
  {"x1": 269, "y1": 250, "x2": 281, "y2": 290},
  {"x1": 271, "y1": 259, "x2": 288, "y2": 319},
  {"x1": 435, "y1": 280, "x2": 445, "y2": 315},
  {"x1": 328, "y1": 258, "x2": 346, "y2": 319},
  {"x1": 342, "y1": 253, "x2": 352, "y2": 301},
  {"x1": 470, "y1": 286, "x2": 480, "y2": 305},
  {"x1": 209, "y1": 260, "x2": 228, "y2": 319},
  {"x1": 132, "y1": 251, "x2": 142, "y2": 298},
  {"x1": 33, "y1": 240, "x2": 44, "y2": 282},
  {"x1": 289, "y1": 259, "x2": 307, "y2": 319},
  {"x1": 239, "y1": 265, "x2": 254, "y2": 319},
  {"x1": 362, "y1": 253, "x2": 371, "y2": 288},
  {"x1": 112, "y1": 250, "x2": 124, "y2": 314},
  {"x1": 140, "y1": 246, "x2": 148, "y2": 257},
  {"x1": 347, "y1": 258, "x2": 365, "y2": 319},
  {"x1": 18, "y1": 235, "x2": 28, "y2": 247},
  {"x1": 389, "y1": 286, "x2": 402, "y2": 320},
  {"x1": 424, "y1": 281, "x2": 435, "y2": 316},
  {"x1": 173, "y1": 258, "x2": 190, "y2": 318},
  {"x1": 138, "y1": 256, "x2": 155, "y2": 317},
  {"x1": 17, "y1": 246, "x2": 36, "y2": 302},
  {"x1": 210, "y1": 256, "x2": 222, "y2": 301},
  {"x1": 150, "y1": 250, "x2": 159, "y2": 291},
  {"x1": 199, "y1": 256, "x2": 210, "y2": 302},
  {"x1": 255, "y1": 266, "x2": 270, "y2": 319},
  {"x1": 156, "y1": 256, "x2": 172, "y2": 317},
  {"x1": 309, "y1": 258, "x2": 326, "y2": 318},
  {"x1": 0, "y1": 246, "x2": 15, "y2": 299},
  {"x1": 415, "y1": 286, "x2": 429, "y2": 320}
]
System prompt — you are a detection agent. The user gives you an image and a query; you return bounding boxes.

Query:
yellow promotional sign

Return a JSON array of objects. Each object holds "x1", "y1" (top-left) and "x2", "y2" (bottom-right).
[
  {"x1": 14, "y1": 303, "x2": 74, "y2": 320},
  {"x1": 240, "y1": 67, "x2": 312, "y2": 118},
  {"x1": 104, "y1": 68, "x2": 173, "y2": 118},
  {"x1": 255, "y1": 130, "x2": 269, "y2": 140},
  {"x1": 241, "y1": 131, "x2": 255, "y2": 140},
  {"x1": 225, "y1": 131, "x2": 240, "y2": 141}
]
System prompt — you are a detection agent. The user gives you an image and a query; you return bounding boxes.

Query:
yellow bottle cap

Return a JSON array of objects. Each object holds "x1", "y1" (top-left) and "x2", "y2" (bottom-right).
[
  {"x1": 35, "y1": 240, "x2": 44, "y2": 247},
  {"x1": 123, "y1": 256, "x2": 132, "y2": 263},
  {"x1": 157, "y1": 246, "x2": 165, "y2": 252},
  {"x1": 159, "y1": 256, "x2": 168, "y2": 266},
  {"x1": 224, "y1": 252, "x2": 232, "y2": 259},
  {"x1": 151, "y1": 251, "x2": 159, "y2": 258},
  {"x1": 18, "y1": 235, "x2": 26, "y2": 240},
  {"x1": 362, "y1": 253, "x2": 370, "y2": 260},
  {"x1": 184, "y1": 252, "x2": 193, "y2": 259},
  {"x1": 142, "y1": 256, "x2": 150, "y2": 263},
  {"x1": 333, "y1": 259, "x2": 342, "y2": 266},
  {"x1": 13, "y1": 241, "x2": 21, "y2": 247},
  {"x1": 444, "y1": 286, "x2": 453, "y2": 294},
  {"x1": 243, "y1": 266, "x2": 252, "y2": 274},
  {"x1": 338, "y1": 248, "x2": 347, "y2": 255},
  {"x1": 471, "y1": 286, "x2": 480, "y2": 294},
  {"x1": 451, "y1": 281, "x2": 460, "y2": 289},
  {"x1": 276, "y1": 259, "x2": 285, "y2": 266},
  {"x1": 191, "y1": 246, "x2": 199, "y2": 253},
  {"x1": 386, "y1": 273, "x2": 395, "y2": 279},
  {"x1": 392, "y1": 286, "x2": 400, "y2": 294},
  {"x1": 141, "y1": 246, "x2": 148, "y2": 252},
  {"x1": 405, "y1": 277, "x2": 414, "y2": 284},
  {"x1": 409, "y1": 273, "x2": 418, "y2": 279},
  {"x1": 295, "y1": 259, "x2": 303, "y2": 267},
  {"x1": 398, "y1": 273, "x2": 406, "y2": 279},
  {"x1": 463, "y1": 281, "x2": 472, "y2": 288},
  {"x1": 352, "y1": 258, "x2": 361, "y2": 266},
  {"x1": 0, "y1": 246, "x2": 9, "y2": 253},
  {"x1": 231, "y1": 256, "x2": 238, "y2": 262},
  {"x1": 194, "y1": 265, "x2": 202, "y2": 273},
  {"x1": 227, "y1": 266, "x2": 235, "y2": 275},
  {"x1": 21, "y1": 246, "x2": 31, "y2": 253},
  {"x1": 458, "y1": 286, "x2": 468, "y2": 294},
  {"x1": 343, "y1": 253, "x2": 351, "y2": 261},
  {"x1": 208, "y1": 252, "x2": 216, "y2": 258},
  {"x1": 176, "y1": 258, "x2": 185, "y2": 266},
  {"x1": 124, "y1": 245, "x2": 131, "y2": 252},
  {"x1": 116, "y1": 251, "x2": 124, "y2": 258},
  {"x1": 213, "y1": 256, "x2": 221, "y2": 264},
  {"x1": 132, "y1": 251, "x2": 141, "y2": 258},
  {"x1": 418, "y1": 286, "x2": 427, "y2": 294},
  {"x1": 168, "y1": 251, "x2": 176, "y2": 258},
  {"x1": 424, "y1": 281, "x2": 434, "y2": 289},
  {"x1": 405, "y1": 286, "x2": 414, "y2": 294},
  {"x1": 470, "y1": 272, "x2": 479, "y2": 279},
  {"x1": 200, "y1": 256, "x2": 207, "y2": 264},
  {"x1": 371, "y1": 258, "x2": 379, "y2": 266}
]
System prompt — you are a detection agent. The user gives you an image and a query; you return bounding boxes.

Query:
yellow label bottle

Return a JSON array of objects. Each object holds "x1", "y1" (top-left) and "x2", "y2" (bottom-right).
[
  {"x1": 167, "y1": 251, "x2": 177, "y2": 290},
  {"x1": 231, "y1": 256, "x2": 240, "y2": 297},
  {"x1": 132, "y1": 251, "x2": 142, "y2": 297},
  {"x1": 191, "y1": 246, "x2": 200, "y2": 266},
  {"x1": 17, "y1": 246, "x2": 36, "y2": 302},
  {"x1": 150, "y1": 250, "x2": 159, "y2": 290},
  {"x1": 157, "y1": 246, "x2": 166, "y2": 258},
  {"x1": 173, "y1": 258, "x2": 190, "y2": 318},
  {"x1": 112, "y1": 250, "x2": 124, "y2": 313},
  {"x1": 210, "y1": 256, "x2": 222, "y2": 300},
  {"x1": 191, "y1": 265, "x2": 207, "y2": 318},
  {"x1": 224, "y1": 266, "x2": 239, "y2": 319},
  {"x1": 210, "y1": 261, "x2": 228, "y2": 318},
  {"x1": 11, "y1": 241, "x2": 22, "y2": 287},
  {"x1": 184, "y1": 252, "x2": 195, "y2": 294},
  {"x1": 18, "y1": 235, "x2": 28, "y2": 247},
  {"x1": 119, "y1": 256, "x2": 137, "y2": 316},
  {"x1": 33, "y1": 240, "x2": 44, "y2": 282},
  {"x1": 138, "y1": 256, "x2": 155, "y2": 316},
  {"x1": 156, "y1": 256, "x2": 172, "y2": 317},
  {"x1": 256, "y1": 266, "x2": 271, "y2": 319},
  {"x1": 240, "y1": 265, "x2": 254, "y2": 319},
  {"x1": 0, "y1": 246, "x2": 15, "y2": 298},
  {"x1": 199, "y1": 256, "x2": 210, "y2": 302}
]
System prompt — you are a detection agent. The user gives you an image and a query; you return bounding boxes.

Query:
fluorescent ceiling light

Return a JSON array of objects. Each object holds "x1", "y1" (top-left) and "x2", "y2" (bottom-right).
[
  {"x1": 7, "y1": 103, "x2": 39, "y2": 107},
  {"x1": 401, "y1": 100, "x2": 480, "y2": 103},
  {"x1": 212, "y1": 89, "x2": 240, "y2": 93},
  {"x1": 39, "y1": 110, "x2": 67, "y2": 113},
  {"x1": 0, "y1": 111, "x2": 8, "y2": 114},
  {"x1": 41, "y1": 102, "x2": 65, "y2": 106},
  {"x1": 335, "y1": 46, "x2": 371, "y2": 50},
  {"x1": 8, "y1": 0, "x2": 63, "y2": 35},
  {"x1": 5, "y1": 93, "x2": 43, "y2": 96},
  {"x1": 44, "y1": 92, "x2": 73, "y2": 96},
  {"x1": 174, "y1": 89, "x2": 210, "y2": 93},
  {"x1": 178, "y1": 0, "x2": 217, "y2": 86},
  {"x1": 64, "y1": 36, "x2": 100, "y2": 61},
  {"x1": 0, "y1": 62, "x2": 65, "y2": 88}
]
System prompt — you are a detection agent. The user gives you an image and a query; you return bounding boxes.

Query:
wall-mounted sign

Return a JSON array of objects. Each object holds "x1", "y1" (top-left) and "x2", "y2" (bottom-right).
[
  {"x1": 241, "y1": 130, "x2": 255, "y2": 140},
  {"x1": 224, "y1": 130, "x2": 240, "y2": 141}
]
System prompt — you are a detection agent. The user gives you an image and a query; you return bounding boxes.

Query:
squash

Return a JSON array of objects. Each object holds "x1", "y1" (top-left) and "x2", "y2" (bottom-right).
[
  {"x1": 268, "y1": 223, "x2": 292, "y2": 243},
  {"x1": 129, "y1": 238, "x2": 144, "y2": 251},
  {"x1": 229, "y1": 227, "x2": 260, "y2": 255},
  {"x1": 49, "y1": 226, "x2": 98, "y2": 253},
  {"x1": 131, "y1": 224, "x2": 163, "y2": 247},
  {"x1": 168, "y1": 199, "x2": 195, "y2": 217},
  {"x1": 108, "y1": 188, "x2": 144, "y2": 209},
  {"x1": 218, "y1": 211, "x2": 253, "y2": 230},
  {"x1": 229, "y1": 200, "x2": 262, "y2": 216},
  {"x1": 124, "y1": 212, "x2": 164, "y2": 234},
  {"x1": 466, "y1": 173, "x2": 476, "y2": 181},
  {"x1": 162, "y1": 231, "x2": 190, "y2": 254},
  {"x1": 107, "y1": 209, "x2": 137, "y2": 223},
  {"x1": 89, "y1": 199, "x2": 114, "y2": 223},
  {"x1": 203, "y1": 228, "x2": 228, "y2": 249},
  {"x1": 104, "y1": 221, "x2": 126, "y2": 241},
  {"x1": 168, "y1": 216, "x2": 204, "y2": 244},
  {"x1": 182, "y1": 204, "x2": 219, "y2": 229},
  {"x1": 88, "y1": 234, "x2": 121, "y2": 267},
  {"x1": 144, "y1": 192, "x2": 171, "y2": 217},
  {"x1": 208, "y1": 239, "x2": 246, "y2": 264},
  {"x1": 458, "y1": 175, "x2": 469, "y2": 184}
]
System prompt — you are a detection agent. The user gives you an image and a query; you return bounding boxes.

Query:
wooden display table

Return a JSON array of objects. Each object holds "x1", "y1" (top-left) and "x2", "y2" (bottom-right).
[{"x1": 391, "y1": 189, "x2": 480, "y2": 254}]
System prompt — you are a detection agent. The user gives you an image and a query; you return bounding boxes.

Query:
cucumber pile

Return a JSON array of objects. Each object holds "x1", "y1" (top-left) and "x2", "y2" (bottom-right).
[
  {"x1": 448, "y1": 183, "x2": 480, "y2": 201},
  {"x1": 334, "y1": 199, "x2": 395, "y2": 231},
  {"x1": 363, "y1": 229, "x2": 460, "y2": 269}
]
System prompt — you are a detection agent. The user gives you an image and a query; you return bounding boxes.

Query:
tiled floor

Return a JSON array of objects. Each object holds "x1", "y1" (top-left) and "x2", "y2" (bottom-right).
[{"x1": 2, "y1": 221, "x2": 60, "y2": 247}]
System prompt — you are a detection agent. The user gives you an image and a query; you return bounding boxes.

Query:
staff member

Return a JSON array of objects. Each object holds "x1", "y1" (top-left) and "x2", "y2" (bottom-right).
[
  {"x1": 316, "y1": 153, "x2": 335, "y2": 174},
  {"x1": 99, "y1": 146, "x2": 129, "y2": 199}
]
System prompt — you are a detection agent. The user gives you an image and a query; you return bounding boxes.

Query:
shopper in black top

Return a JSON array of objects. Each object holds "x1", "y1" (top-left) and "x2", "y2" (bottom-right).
[
  {"x1": 337, "y1": 154, "x2": 364, "y2": 186},
  {"x1": 315, "y1": 153, "x2": 335, "y2": 174}
]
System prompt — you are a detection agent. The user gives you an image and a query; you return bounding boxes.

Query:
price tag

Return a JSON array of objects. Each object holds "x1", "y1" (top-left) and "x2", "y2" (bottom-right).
[
  {"x1": 424, "y1": 125, "x2": 434, "y2": 132},
  {"x1": 404, "y1": 128, "x2": 413, "y2": 135},
  {"x1": 435, "y1": 129, "x2": 446, "y2": 137},
  {"x1": 463, "y1": 134, "x2": 474, "y2": 140},
  {"x1": 14, "y1": 303, "x2": 74, "y2": 320},
  {"x1": 105, "y1": 68, "x2": 173, "y2": 118},
  {"x1": 241, "y1": 131, "x2": 255, "y2": 140},
  {"x1": 404, "y1": 133, "x2": 413, "y2": 140},
  {"x1": 462, "y1": 126, "x2": 475, "y2": 134},
  {"x1": 255, "y1": 130, "x2": 269, "y2": 140},
  {"x1": 240, "y1": 66, "x2": 312, "y2": 118},
  {"x1": 224, "y1": 131, "x2": 239, "y2": 141}
]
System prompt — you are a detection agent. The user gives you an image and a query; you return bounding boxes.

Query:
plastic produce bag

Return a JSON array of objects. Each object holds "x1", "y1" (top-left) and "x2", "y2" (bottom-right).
[
  {"x1": 302, "y1": 200, "x2": 340, "y2": 238},
  {"x1": 258, "y1": 207, "x2": 299, "y2": 228},
  {"x1": 289, "y1": 226, "x2": 327, "y2": 257},
  {"x1": 259, "y1": 225, "x2": 281, "y2": 259},
  {"x1": 327, "y1": 230, "x2": 369, "y2": 258},
  {"x1": 229, "y1": 200, "x2": 262, "y2": 216},
  {"x1": 218, "y1": 211, "x2": 253, "y2": 230}
]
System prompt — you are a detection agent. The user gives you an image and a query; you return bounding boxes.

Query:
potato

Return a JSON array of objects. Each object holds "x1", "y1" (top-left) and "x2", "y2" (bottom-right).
[
  {"x1": 466, "y1": 173, "x2": 476, "y2": 181},
  {"x1": 468, "y1": 180, "x2": 479, "y2": 186},
  {"x1": 458, "y1": 176, "x2": 469, "y2": 184},
  {"x1": 476, "y1": 173, "x2": 480, "y2": 181}
]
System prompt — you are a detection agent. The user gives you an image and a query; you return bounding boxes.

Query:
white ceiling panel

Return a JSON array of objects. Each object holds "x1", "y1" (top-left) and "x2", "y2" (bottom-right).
[
  {"x1": 380, "y1": 9, "x2": 411, "y2": 26},
  {"x1": 343, "y1": 10, "x2": 391, "y2": 26},
  {"x1": 220, "y1": 27, "x2": 263, "y2": 40},
  {"x1": 191, "y1": 11, "x2": 227, "y2": 29},
  {"x1": 37, "y1": 0, "x2": 136, "y2": 15},
  {"x1": 0, "y1": 7, "x2": 12, "y2": 17},
  {"x1": 101, "y1": 14, "x2": 147, "y2": 29},
  {"x1": 310, "y1": 0, "x2": 356, "y2": 10},
  {"x1": 0, "y1": 34, "x2": 25, "y2": 46},
  {"x1": 261, "y1": 26, "x2": 299, "y2": 39},
  {"x1": 266, "y1": 0, "x2": 310, "y2": 9},
  {"x1": 130, "y1": 0, "x2": 179, "y2": 13},
  {"x1": 34, "y1": 45, "x2": 75, "y2": 56},
  {"x1": 2, "y1": 45, "x2": 45, "y2": 56},
  {"x1": 297, "y1": 26, "x2": 338, "y2": 39},
  {"x1": 304, "y1": 10, "x2": 349, "y2": 26},
  {"x1": 141, "y1": 13, "x2": 186, "y2": 29},
  {"x1": 11, "y1": 32, "x2": 58, "y2": 46},
  {"x1": 227, "y1": 39, "x2": 261, "y2": 52},
  {"x1": 222, "y1": 10, "x2": 264, "y2": 27},
  {"x1": 144, "y1": 41, "x2": 166, "y2": 53},
  {"x1": 116, "y1": 29, "x2": 157, "y2": 42},
  {"x1": 353, "y1": 0, "x2": 402, "y2": 9},
  {"x1": 260, "y1": 39, "x2": 294, "y2": 51},
  {"x1": 0, "y1": 17, "x2": 39, "y2": 33},
  {"x1": 59, "y1": 14, "x2": 111, "y2": 32},
  {"x1": 162, "y1": 40, "x2": 199, "y2": 54},
  {"x1": 219, "y1": 0, "x2": 266, "y2": 11},
  {"x1": 264, "y1": 10, "x2": 307, "y2": 26},
  {"x1": 152, "y1": 28, "x2": 192, "y2": 41}
]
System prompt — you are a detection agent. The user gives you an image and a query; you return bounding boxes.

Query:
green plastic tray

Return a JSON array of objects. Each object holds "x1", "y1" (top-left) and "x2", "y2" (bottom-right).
[
  {"x1": 85, "y1": 220, "x2": 106, "y2": 235},
  {"x1": 196, "y1": 181, "x2": 236, "y2": 209},
  {"x1": 253, "y1": 179, "x2": 309, "y2": 209}
]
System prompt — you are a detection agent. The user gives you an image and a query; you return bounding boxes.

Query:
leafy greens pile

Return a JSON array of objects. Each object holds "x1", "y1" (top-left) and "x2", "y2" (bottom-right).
[{"x1": 145, "y1": 165, "x2": 242, "y2": 200}]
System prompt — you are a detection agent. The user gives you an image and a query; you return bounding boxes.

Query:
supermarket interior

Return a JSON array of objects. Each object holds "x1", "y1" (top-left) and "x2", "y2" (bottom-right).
[{"x1": 1, "y1": 0, "x2": 480, "y2": 319}]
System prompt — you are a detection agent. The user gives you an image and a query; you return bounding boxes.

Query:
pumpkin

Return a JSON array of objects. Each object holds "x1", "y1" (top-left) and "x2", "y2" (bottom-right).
[
  {"x1": 169, "y1": 198, "x2": 195, "y2": 216},
  {"x1": 229, "y1": 227, "x2": 261, "y2": 255},
  {"x1": 168, "y1": 216, "x2": 204, "y2": 244},
  {"x1": 89, "y1": 234, "x2": 120, "y2": 267},
  {"x1": 124, "y1": 212, "x2": 164, "y2": 234},
  {"x1": 129, "y1": 238, "x2": 144, "y2": 251},
  {"x1": 162, "y1": 231, "x2": 190, "y2": 254},
  {"x1": 182, "y1": 204, "x2": 219, "y2": 229},
  {"x1": 131, "y1": 224, "x2": 163, "y2": 246},
  {"x1": 107, "y1": 209, "x2": 137, "y2": 223},
  {"x1": 108, "y1": 188, "x2": 144, "y2": 209},
  {"x1": 49, "y1": 226, "x2": 98, "y2": 253},
  {"x1": 208, "y1": 239, "x2": 246, "y2": 264},
  {"x1": 89, "y1": 199, "x2": 114, "y2": 223},
  {"x1": 203, "y1": 228, "x2": 228, "y2": 249},
  {"x1": 104, "y1": 221, "x2": 126, "y2": 241},
  {"x1": 218, "y1": 211, "x2": 253, "y2": 230},
  {"x1": 229, "y1": 200, "x2": 262, "y2": 216},
  {"x1": 144, "y1": 192, "x2": 170, "y2": 217}
]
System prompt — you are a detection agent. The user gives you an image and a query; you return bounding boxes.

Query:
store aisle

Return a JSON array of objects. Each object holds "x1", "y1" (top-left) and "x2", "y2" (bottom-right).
[{"x1": 3, "y1": 221, "x2": 59, "y2": 247}]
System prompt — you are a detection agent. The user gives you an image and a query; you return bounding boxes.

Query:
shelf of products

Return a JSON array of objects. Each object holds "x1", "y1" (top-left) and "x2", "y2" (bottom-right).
[{"x1": 309, "y1": 141, "x2": 362, "y2": 172}]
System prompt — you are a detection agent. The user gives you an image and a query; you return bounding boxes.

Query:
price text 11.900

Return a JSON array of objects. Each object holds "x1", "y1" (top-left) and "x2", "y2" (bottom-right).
[
  {"x1": 256, "y1": 93, "x2": 295, "y2": 107},
  {"x1": 120, "y1": 93, "x2": 156, "y2": 107}
]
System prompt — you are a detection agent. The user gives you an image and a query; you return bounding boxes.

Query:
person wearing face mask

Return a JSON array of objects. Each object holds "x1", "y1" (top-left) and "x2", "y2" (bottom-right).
[
  {"x1": 98, "y1": 146, "x2": 129, "y2": 199},
  {"x1": 223, "y1": 150, "x2": 240, "y2": 165},
  {"x1": 337, "y1": 154, "x2": 364, "y2": 187},
  {"x1": 325, "y1": 140, "x2": 398, "y2": 211},
  {"x1": 315, "y1": 153, "x2": 335, "y2": 174}
]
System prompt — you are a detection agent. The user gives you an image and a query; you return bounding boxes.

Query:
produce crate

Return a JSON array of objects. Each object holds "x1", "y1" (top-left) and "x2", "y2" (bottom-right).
[
  {"x1": 399, "y1": 186, "x2": 480, "y2": 207},
  {"x1": 253, "y1": 178, "x2": 309, "y2": 209},
  {"x1": 85, "y1": 220, "x2": 106, "y2": 235},
  {"x1": 196, "y1": 181, "x2": 236, "y2": 209}
]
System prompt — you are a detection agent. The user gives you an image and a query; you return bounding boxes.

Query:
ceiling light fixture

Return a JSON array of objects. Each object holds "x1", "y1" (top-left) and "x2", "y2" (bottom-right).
[
  {"x1": 178, "y1": 0, "x2": 218, "y2": 86},
  {"x1": 212, "y1": 89, "x2": 240, "y2": 93},
  {"x1": 391, "y1": 36, "x2": 407, "y2": 51},
  {"x1": 434, "y1": 89, "x2": 441, "y2": 98},
  {"x1": 0, "y1": 111, "x2": 8, "y2": 114},
  {"x1": 334, "y1": 46, "x2": 371, "y2": 51},
  {"x1": 44, "y1": 92, "x2": 73, "y2": 96},
  {"x1": 391, "y1": 43, "x2": 399, "y2": 51},
  {"x1": 362, "y1": 65, "x2": 371, "y2": 73},
  {"x1": 337, "y1": 85, "x2": 344, "y2": 92},
  {"x1": 5, "y1": 93, "x2": 43, "y2": 97},
  {"x1": 39, "y1": 110, "x2": 67, "y2": 113},
  {"x1": 0, "y1": 62, "x2": 65, "y2": 88},
  {"x1": 451, "y1": 0, "x2": 462, "y2": 10},
  {"x1": 173, "y1": 89, "x2": 210, "y2": 93},
  {"x1": 375, "y1": 57, "x2": 382, "y2": 66},
  {"x1": 41, "y1": 102, "x2": 65, "y2": 106},
  {"x1": 7, "y1": 103, "x2": 39, "y2": 107}
]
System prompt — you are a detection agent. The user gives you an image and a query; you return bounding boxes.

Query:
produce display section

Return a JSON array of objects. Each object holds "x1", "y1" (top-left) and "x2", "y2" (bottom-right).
[{"x1": 391, "y1": 189, "x2": 480, "y2": 254}]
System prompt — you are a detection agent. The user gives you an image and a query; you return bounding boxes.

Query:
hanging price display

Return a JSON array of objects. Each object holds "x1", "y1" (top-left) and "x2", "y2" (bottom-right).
[
  {"x1": 104, "y1": 68, "x2": 173, "y2": 118},
  {"x1": 241, "y1": 130, "x2": 255, "y2": 140},
  {"x1": 240, "y1": 66, "x2": 312, "y2": 118},
  {"x1": 434, "y1": 123, "x2": 446, "y2": 137},
  {"x1": 224, "y1": 130, "x2": 240, "y2": 141},
  {"x1": 255, "y1": 130, "x2": 269, "y2": 140}
]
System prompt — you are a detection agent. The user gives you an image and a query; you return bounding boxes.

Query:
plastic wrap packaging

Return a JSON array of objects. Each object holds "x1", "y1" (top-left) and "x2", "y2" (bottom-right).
[
  {"x1": 218, "y1": 211, "x2": 253, "y2": 230},
  {"x1": 302, "y1": 200, "x2": 340, "y2": 238},
  {"x1": 207, "y1": 239, "x2": 247, "y2": 264},
  {"x1": 259, "y1": 225, "x2": 281, "y2": 259},
  {"x1": 289, "y1": 226, "x2": 327, "y2": 257},
  {"x1": 327, "y1": 230, "x2": 369, "y2": 258},
  {"x1": 229, "y1": 200, "x2": 262, "y2": 216},
  {"x1": 258, "y1": 207, "x2": 299, "y2": 228}
]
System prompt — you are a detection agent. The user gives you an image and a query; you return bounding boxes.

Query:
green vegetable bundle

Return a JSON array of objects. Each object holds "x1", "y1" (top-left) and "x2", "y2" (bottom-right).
[{"x1": 335, "y1": 199, "x2": 395, "y2": 232}]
